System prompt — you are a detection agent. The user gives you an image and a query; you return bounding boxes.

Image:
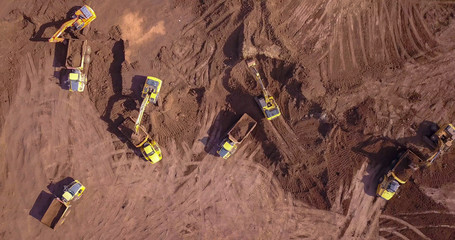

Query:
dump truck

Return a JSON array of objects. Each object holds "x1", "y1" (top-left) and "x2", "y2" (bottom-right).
[
  {"x1": 377, "y1": 149, "x2": 425, "y2": 200},
  {"x1": 40, "y1": 180, "x2": 85, "y2": 229},
  {"x1": 118, "y1": 117, "x2": 163, "y2": 164},
  {"x1": 217, "y1": 114, "x2": 257, "y2": 159},
  {"x1": 40, "y1": 197, "x2": 71, "y2": 229},
  {"x1": 61, "y1": 39, "x2": 91, "y2": 92}
]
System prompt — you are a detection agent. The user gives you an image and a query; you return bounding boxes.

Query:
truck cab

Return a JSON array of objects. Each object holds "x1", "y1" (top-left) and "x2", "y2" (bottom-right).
[
  {"x1": 377, "y1": 177, "x2": 400, "y2": 200},
  {"x1": 217, "y1": 138, "x2": 237, "y2": 159},
  {"x1": 67, "y1": 69, "x2": 87, "y2": 92},
  {"x1": 62, "y1": 180, "x2": 85, "y2": 202}
]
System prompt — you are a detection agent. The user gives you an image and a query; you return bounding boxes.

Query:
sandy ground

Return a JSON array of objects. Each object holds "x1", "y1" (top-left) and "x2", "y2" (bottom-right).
[{"x1": 1, "y1": 0, "x2": 455, "y2": 239}]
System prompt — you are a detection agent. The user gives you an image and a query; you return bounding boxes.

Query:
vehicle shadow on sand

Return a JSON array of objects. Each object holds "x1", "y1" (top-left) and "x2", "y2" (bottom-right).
[
  {"x1": 101, "y1": 41, "x2": 151, "y2": 161},
  {"x1": 352, "y1": 137, "x2": 401, "y2": 196},
  {"x1": 29, "y1": 191, "x2": 54, "y2": 221}
]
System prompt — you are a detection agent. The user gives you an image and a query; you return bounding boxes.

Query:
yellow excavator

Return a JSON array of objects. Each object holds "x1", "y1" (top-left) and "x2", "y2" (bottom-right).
[
  {"x1": 134, "y1": 76, "x2": 162, "y2": 133},
  {"x1": 246, "y1": 59, "x2": 281, "y2": 120},
  {"x1": 49, "y1": 5, "x2": 96, "y2": 43},
  {"x1": 119, "y1": 76, "x2": 163, "y2": 163}
]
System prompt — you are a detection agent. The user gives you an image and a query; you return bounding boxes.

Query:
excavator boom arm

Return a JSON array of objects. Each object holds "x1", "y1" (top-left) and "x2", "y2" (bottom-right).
[
  {"x1": 135, "y1": 94, "x2": 150, "y2": 132},
  {"x1": 249, "y1": 66, "x2": 269, "y2": 99},
  {"x1": 49, "y1": 18, "x2": 77, "y2": 43}
]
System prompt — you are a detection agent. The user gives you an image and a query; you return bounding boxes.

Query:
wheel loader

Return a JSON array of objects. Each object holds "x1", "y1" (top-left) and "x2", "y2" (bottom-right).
[
  {"x1": 217, "y1": 113, "x2": 257, "y2": 159},
  {"x1": 246, "y1": 59, "x2": 281, "y2": 120},
  {"x1": 49, "y1": 5, "x2": 96, "y2": 43}
]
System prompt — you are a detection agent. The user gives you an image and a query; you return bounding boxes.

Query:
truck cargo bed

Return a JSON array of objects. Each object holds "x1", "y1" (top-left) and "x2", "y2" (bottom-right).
[
  {"x1": 65, "y1": 40, "x2": 85, "y2": 68},
  {"x1": 228, "y1": 114, "x2": 257, "y2": 143},
  {"x1": 118, "y1": 117, "x2": 148, "y2": 147},
  {"x1": 40, "y1": 198, "x2": 69, "y2": 229},
  {"x1": 393, "y1": 150, "x2": 423, "y2": 182}
]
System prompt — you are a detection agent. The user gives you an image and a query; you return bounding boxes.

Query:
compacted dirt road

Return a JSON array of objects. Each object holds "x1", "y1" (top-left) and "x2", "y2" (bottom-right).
[{"x1": 1, "y1": 0, "x2": 455, "y2": 239}]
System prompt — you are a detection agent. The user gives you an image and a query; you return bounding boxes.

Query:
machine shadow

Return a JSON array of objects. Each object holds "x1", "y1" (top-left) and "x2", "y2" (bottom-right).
[
  {"x1": 131, "y1": 75, "x2": 147, "y2": 100},
  {"x1": 100, "y1": 41, "x2": 149, "y2": 159},
  {"x1": 30, "y1": 20, "x2": 66, "y2": 42},
  {"x1": 29, "y1": 191, "x2": 54, "y2": 221},
  {"x1": 47, "y1": 177, "x2": 74, "y2": 197},
  {"x1": 352, "y1": 136, "x2": 401, "y2": 196},
  {"x1": 52, "y1": 42, "x2": 71, "y2": 90}
]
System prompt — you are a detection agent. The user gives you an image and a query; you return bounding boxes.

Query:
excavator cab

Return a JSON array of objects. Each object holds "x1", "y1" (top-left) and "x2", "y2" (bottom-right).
[
  {"x1": 72, "y1": 6, "x2": 96, "y2": 30},
  {"x1": 140, "y1": 140, "x2": 163, "y2": 164},
  {"x1": 141, "y1": 76, "x2": 162, "y2": 105},
  {"x1": 246, "y1": 59, "x2": 281, "y2": 120},
  {"x1": 49, "y1": 5, "x2": 96, "y2": 43},
  {"x1": 256, "y1": 95, "x2": 281, "y2": 120}
]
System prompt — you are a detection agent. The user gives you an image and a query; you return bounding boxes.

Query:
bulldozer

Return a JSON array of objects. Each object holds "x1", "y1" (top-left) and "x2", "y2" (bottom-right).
[
  {"x1": 246, "y1": 59, "x2": 281, "y2": 120},
  {"x1": 49, "y1": 5, "x2": 96, "y2": 43},
  {"x1": 135, "y1": 77, "x2": 162, "y2": 133}
]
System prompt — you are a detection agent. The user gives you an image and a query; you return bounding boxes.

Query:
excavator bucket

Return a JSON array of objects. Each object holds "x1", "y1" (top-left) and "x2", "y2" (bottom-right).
[{"x1": 246, "y1": 59, "x2": 257, "y2": 68}]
